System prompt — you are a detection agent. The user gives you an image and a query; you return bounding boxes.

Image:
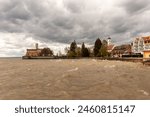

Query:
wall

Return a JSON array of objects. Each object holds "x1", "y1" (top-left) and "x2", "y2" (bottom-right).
[{"x1": 143, "y1": 51, "x2": 150, "y2": 58}]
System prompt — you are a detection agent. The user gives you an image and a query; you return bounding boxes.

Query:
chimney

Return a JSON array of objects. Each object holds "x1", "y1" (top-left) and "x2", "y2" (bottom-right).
[{"x1": 35, "y1": 43, "x2": 38, "y2": 49}]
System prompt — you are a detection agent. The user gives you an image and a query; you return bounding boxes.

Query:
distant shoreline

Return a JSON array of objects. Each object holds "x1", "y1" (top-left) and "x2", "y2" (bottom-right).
[
  {"x1": 0, "y1": 57, "x2": 21, "y2": 59},
  {"x1": 0, "y1": 56, "x2": 147, "y2": 64}
]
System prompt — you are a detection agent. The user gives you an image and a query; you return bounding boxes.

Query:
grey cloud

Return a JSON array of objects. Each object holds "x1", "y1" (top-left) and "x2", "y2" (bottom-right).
[
  {"x1": 109, "y1": 16, "x2": 129, "y2": 34},
  {"x1": 1, "y1": 0, "x2": 30, "y2": 20},
  {"x1": 63, "y1": 0, "x2": 85, "y2": 13},
  {"x1": 0, "y1": 0, "x2": 150, "y2": 47},
  {"x1": 120, "y1": 0, "x2": 150, "y2": 14}
]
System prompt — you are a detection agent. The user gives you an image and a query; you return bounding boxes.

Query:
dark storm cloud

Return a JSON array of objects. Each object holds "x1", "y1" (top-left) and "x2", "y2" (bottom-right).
[
  {"x1": 120, "y1": 0, "x2": 150, "y2": 14},
  {"x1": 0, "y1": 0, "x2": 150, "y2": 46}
]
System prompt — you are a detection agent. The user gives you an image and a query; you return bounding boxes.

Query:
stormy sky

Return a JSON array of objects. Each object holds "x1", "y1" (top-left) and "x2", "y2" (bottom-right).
[{"x1": 0, "y1": 0, "x2": 150, "y2": 56}]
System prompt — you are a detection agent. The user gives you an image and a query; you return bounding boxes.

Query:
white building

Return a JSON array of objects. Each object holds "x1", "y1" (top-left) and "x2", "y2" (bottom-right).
[
  {"x1": 132, "y1": 37, "x2": 144, "y2": 54},
  {"x1": 132, "y1": 36, "x2": 150, "y2": 54}
]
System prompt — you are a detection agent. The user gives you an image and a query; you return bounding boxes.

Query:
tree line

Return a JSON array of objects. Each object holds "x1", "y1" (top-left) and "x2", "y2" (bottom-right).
[
  {"x1": 65, "y1": 38, "x2": 109, "y2": 57},
  {"x1": 41, "y1": 38, "x2": 109, "y2": 57}
]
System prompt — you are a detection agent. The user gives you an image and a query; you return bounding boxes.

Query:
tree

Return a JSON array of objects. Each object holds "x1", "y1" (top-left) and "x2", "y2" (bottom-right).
[
  {"x1": 41, "y1": 48, "x2": 53, "y2": 56},
  {"x1": 81, "y1": 42, "x2": 85, "y2": 57},
  {"x1": 99, "y1": 44, "x2": 108, "y2": 57},
  {"x1": 70, "y1": 40, "x2": 77, "y2": 53},
  {"x1": 75, "y1": 47, "x2": 81, "y2": 57},
  {"x1": 81, "y1": 42, "x2": 90, "y2": 57},
  {"x1": 102, "y1": 40, "x2": 108, "y2": 47},
  {"x1": 84, "y1": 48, "x2": 90, "y2": 57},
  {"x1": 67, "y1": 40, "x2": 77, "y2": 57},
  {"x1": 93, "y1": 38, "x2": 102, "y2": 57}
]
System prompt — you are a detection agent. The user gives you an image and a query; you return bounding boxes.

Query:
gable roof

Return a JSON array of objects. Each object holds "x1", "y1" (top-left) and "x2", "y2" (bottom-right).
[{"x1": 142, "y1": 36, "x2": 150, "y2": 41}]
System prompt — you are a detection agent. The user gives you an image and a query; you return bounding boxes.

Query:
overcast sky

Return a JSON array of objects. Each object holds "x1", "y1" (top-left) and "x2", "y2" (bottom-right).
[{"x1": 0, "y1": 0, "x2": 150, "y2": 56}]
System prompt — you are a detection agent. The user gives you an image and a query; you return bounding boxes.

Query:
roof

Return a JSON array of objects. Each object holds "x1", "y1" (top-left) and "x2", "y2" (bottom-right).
[
  {"x1": 125, "y1": 48, "x2": 132, "y2": 53},
  {"x1": 142, "y1": 36, "x2": 150, "y2": 41},
  {"x1": 112, "y1": 44, "x2": 131, "y2": 51},
  {"x1": 107, "y1": 44, "x2": 115, "y2": 50},
  {"x1": 27, "y1": 49, "x2": 42, "y2": 51},
  {"x1": 143, "y1": 50, "x2": 150, "y2": 52}
]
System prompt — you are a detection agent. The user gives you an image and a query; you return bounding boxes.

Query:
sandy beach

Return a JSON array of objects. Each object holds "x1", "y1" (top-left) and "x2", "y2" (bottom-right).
[{"x1": 0, "y1": 58, "x2": 150, "y2": 100}]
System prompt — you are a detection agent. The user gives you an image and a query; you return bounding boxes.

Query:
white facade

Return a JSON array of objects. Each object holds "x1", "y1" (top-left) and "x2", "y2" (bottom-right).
[
  {"x1": 107, "y1": 37, "x2": 111, "y2": 46},
  {"x1": 132, "y1": 36, "x2": 150, "y2": 54},
  {"x1": 132, "y1": 37, "x2": 144, "y2": 54}
]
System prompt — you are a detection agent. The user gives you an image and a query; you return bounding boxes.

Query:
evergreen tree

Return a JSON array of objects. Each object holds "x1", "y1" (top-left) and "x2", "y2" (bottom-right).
[
  {"x1": 68, "y1": 40, "x2": 77, "y2": 57},
  {"x1": 70, "y1": 40, "x2": 77, "y2": 53},
  {"x1": 84, "y1": 48, "x2": 90, "y2": 57},
  {"x1": 81, "y1": 42, "x2": 90, "y2": 57},
  {"x1": 93, "y1": 38, "x2": 102, "y2": 57},
  {"x1": 81, "y1": 42, "x2": 85, "y2": 57}
]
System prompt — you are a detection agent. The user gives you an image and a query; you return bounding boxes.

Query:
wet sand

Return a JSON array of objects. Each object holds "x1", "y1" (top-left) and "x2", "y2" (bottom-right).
[{"x1": 0, "y1": 58, "x2": 150, "y2": 100}]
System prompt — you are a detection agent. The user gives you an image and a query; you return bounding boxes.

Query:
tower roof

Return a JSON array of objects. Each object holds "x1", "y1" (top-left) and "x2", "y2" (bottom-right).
[{"x1": 108, "y1": 37, "x2": 111, "y2": 39}]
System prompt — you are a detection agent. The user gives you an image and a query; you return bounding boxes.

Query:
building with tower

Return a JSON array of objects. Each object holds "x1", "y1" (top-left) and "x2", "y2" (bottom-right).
[
  {"x1": 107, "y1": 37, "x2": 115, "y2": 54},
  {"x1": 25, "y1": 43, "x2": 42, "y2": 57}
]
